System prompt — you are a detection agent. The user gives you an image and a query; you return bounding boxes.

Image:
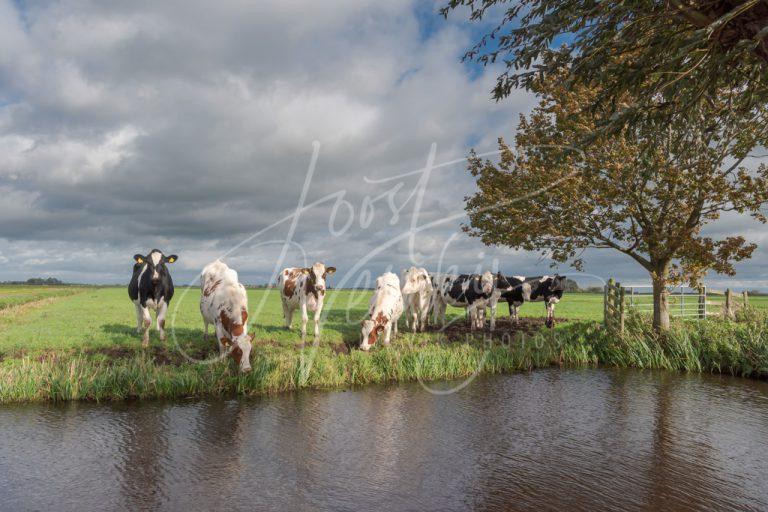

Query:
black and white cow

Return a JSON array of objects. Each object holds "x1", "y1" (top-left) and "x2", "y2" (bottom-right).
[
  {"x1": 488, "y1": 273, "x2": 525, "y2": 330},
  {"x1": 128, "y1": 249, "x2": 178, "y2": 346},
  {"x1": 494, "y1": 275, "x2": 568, "y2": 328},
  {"x1": 432, "y1": 271, "x2": 495, "y2": 330}
]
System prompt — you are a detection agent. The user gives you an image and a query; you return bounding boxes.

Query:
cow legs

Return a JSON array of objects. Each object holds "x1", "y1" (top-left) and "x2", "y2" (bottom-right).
[
  {"x1": 509, "y1": 302, "x2": 520, "y2": 324},
  {"x1": 300, "y1": 302, "x2": 309, "y2": 339},
  {"x1": 383, "y1": 322, "x2": 393, "y2": 345},
  {"x1": 392, "y1": 316, "x2": 398, "y2": 338},
  {"x1": 134, "y1": 302, "x2": 143, "y2": 333},
  {"x1": 489, "y1": 300, "x2": 497, "y2": 331},
  {"x1": 478, "y1": 306, "x2": 486, "y2": 330},
  {"x1": 282, "y1": 302, "x2": 294, "y2": 330},
  {"x1": 203, "y1": 320, "x2": 210, "y2": 342},
  {"x1": 546, "y1": 301, "x2": 555, "y2": 328},
  {"x1": 435, "y1": 301, "x2": 446, "y2": 327},
  {"x1": 313, "y1": 303, "x2": 322, "y2": 340},
  {"x1": 139, "y1": 306, "x2": 151, "y2": 347},
  {"x1": 156, "y1": 299, "x2": 168, "y2": 341},
  {"x1": 418, "y1": 307, "x2": 429, "y2": 333}
]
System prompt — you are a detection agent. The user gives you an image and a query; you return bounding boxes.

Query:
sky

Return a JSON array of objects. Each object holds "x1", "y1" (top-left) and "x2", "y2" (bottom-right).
[{"x1": 0, "y1": 0, "x2": 766, "y2": 290}]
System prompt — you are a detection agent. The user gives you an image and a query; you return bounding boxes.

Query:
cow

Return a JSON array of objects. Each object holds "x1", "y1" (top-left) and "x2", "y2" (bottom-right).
[
  {"x1": 360, "y1": 272, "x2": 403, "y2": 351},
  {"x1": 400, "y1": 266, "x2": 432, "y2": 332},
  {"x1": 432, "y1": 271, "x2": 495, "y2": 330},
  {"x1": 495, "y1": 275, "x2": 568, "y2": 328},
  {"x1": 489, "y1": 273, "x2": 525, "y2": 330},
  {"x1": 128, "y1": 249, "x2": 178, "y2": 347},
  {"x1": 200, "y1": 260, "x2": 253, "y2": 373},
  {"x1": 277, "y1": 262, "x2": 336, "y2": 339}
]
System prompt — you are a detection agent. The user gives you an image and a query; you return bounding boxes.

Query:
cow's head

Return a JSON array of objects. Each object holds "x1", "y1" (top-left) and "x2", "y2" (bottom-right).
[
  {"x1": 225, "y1": 333, "x2": 255, "y2": 373},
  {"x1": 359, "y1": 318, "x2": 383, "y2": 351},
  {"x1": 134, "y1": 249, "x2": 178, "y2": 285},
  {"x1": 494, "y1": 272, "x2": 513, "y2": 292},
  {"x1": 479, "y1": 271, "x2": 494, "y2": 296},
  {"x1": 401, "y1": 267, "x2": 431, "y2": 295},
  {"x1": 233, "y1": 334, "x2": 254, "y2": 373},
  {"x1": 302, "y1": 262, "x2": 336, "y2": 295},
  {"x1": 549, "y1": 275, "x2": 568, "y2": 292}
]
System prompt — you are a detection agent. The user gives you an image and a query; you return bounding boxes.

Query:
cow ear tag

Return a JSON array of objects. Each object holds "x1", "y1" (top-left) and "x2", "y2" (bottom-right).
[
  {"x1": 166, "y1": 255, "x2": 178, "y2": 263},
  {"x1": 134, "y1": 254, "x2": 144, "y2": 263}
]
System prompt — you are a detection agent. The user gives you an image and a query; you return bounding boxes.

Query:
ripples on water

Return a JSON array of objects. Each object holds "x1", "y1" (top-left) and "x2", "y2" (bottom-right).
[{"x1": 2, "y1": 369, "x2": 768, "y2": 511}]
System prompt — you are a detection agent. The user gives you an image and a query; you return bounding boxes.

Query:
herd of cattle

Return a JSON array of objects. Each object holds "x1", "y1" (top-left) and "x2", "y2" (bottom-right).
[{"x1": 129, "y1": 249, "x2": 568, "y2": 372}]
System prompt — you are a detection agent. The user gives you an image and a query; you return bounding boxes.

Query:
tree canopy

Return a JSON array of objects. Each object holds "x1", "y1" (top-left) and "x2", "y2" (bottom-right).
[
  {"x1": 442, "y1": 0, "x2": 768, "y2": 130},
  {"x1": 464, "y1": 67, "x2": 768, "y2": 329}
]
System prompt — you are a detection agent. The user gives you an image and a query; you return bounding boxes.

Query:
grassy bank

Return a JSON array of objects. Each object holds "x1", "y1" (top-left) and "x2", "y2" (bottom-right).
[{"x1": 0, "y1": 287, "x2": 766, "y2": 402}]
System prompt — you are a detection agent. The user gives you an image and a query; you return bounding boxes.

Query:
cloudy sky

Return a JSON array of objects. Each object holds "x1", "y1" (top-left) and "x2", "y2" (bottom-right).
[{"x1": 0, "y1": 0, "x2": 766, "y2": 290}]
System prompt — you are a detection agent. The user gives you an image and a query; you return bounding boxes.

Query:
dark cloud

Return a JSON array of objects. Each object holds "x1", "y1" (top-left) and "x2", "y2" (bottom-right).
[{"x1": 0, "y1": 0, "x2": 766, "y2": 290}]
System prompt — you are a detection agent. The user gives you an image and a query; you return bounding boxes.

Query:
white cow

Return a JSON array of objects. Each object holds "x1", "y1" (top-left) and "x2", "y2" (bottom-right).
[
  {"x1": 360, "y1": 272, "x2": 403, "y2": 351},
  {"x1": 401, "y1": 266, "x2": 432, "y2": 332},
  {"x1": 277, "y1": 262, "x2": 336, "y2": 339},
  {"x1": 200, "y1": 260, "x2": 253, "y2": 373}
]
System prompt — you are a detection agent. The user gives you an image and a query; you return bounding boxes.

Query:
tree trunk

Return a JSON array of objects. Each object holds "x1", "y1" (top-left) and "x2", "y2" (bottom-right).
[{"x1": 652, "y1": 274, "x2": 670, "y2": 332}]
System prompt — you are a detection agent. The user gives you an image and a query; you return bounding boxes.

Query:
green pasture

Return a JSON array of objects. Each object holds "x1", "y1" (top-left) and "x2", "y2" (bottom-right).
[
  {"x1": 0, "y1": 287, "x2": 607, "y2": 355},
  {"x1": 1, "y1": 285, "x2": 767, "y2": 403},
  {"x1": 0, "y1": 286, "x2": 84, "y2": 311}
]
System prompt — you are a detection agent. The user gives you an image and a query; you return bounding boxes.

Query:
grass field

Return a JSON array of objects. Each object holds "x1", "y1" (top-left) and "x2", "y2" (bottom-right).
[
  {"x1": 0, "y1": 287, "x2": 607, "y2": 355},
  {"x1": 0, "y1": 285, "x2": 84, "y2": 311},
  {"x1": 1, "y1": 285, "x2": 767, "y2": 402}
]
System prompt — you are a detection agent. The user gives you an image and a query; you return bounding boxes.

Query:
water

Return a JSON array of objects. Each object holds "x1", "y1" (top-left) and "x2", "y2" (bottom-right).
[{"x1": 2, "y1": 369, "x2": 768, "y2": 511}]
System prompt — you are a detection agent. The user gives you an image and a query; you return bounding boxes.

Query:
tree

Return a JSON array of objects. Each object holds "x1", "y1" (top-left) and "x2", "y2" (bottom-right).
[
  {"x1": 442, "y1": 0, "x2": 768, "y2": 132},
  {"x1": 464, "y1": 69, "x2": 768, "y2": 330}
]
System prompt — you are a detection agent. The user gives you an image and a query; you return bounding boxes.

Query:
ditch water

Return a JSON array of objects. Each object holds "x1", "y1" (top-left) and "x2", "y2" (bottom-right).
[{"x1": 2, "y1": 368, "x2": 768, "y2": 511}]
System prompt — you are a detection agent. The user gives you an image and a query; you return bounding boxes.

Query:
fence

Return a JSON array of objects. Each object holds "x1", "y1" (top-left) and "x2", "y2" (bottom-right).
[
  {"x1": 625, "y1": 284, "x2": 706, "y2": 319},
  {"x1": 604, "y1": 280, "x2": 751, "y2": 332},
  {"x1": 603, "y1": 279, "x2": 625, "y2": 333}
]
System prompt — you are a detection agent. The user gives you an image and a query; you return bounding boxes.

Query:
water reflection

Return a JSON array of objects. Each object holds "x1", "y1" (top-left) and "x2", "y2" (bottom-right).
[{"x1": 1, "y1": 369, "x2": 767, "y2": 511}]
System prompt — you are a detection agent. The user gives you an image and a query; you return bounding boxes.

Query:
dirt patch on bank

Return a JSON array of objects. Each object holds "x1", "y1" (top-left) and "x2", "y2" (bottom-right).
[{"x1": 424, "y1": 316, "x2": 568, "y2": 342}]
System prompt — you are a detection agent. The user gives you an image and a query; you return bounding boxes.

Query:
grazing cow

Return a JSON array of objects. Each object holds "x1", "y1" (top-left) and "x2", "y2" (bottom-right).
[
  {"x1": 278, "y1": 262, "x2": 336, "y2": 339},
  {"x1": 360, "y1": 272, "x2": 403, "y2": 351},
  {"x1": 432, "y1": 271, "x2": 495, "y2": 330},
  {"x1": 200, "y1": 260, "x2": 253, "y2": 373},
  {"x1": 401, "y1": 266, "x2": 432, "y2": 332},
  {"x1": 496, "y1": 275, "x2": 568, "y2": 328},
  {"x1": 128, "y1": 249, "x2": 178, "y2": 346}
]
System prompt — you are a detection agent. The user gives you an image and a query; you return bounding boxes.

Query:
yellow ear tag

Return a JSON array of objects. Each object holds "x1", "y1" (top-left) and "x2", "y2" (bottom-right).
[
  {"x1": 167, "y1": 257, "x2": 176, "y2": 263},
  {"x1": 136, "y1": 258, "x2": 144, "y2": 264}
]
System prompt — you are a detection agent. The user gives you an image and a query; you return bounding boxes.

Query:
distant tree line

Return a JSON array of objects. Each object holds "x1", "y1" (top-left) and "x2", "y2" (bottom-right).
[{"x1": 1, "y1": 277, "x2": 65, "y2": 286}]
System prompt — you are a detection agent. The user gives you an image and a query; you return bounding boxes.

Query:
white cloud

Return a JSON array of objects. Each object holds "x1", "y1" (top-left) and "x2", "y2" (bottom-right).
[{"x1": 0, "y1": 0, "x2": 764, "y2": 289}]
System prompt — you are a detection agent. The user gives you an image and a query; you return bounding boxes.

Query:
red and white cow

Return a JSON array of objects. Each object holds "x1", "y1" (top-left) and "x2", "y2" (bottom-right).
[
  {"x1": 278, "y1": 262, "x2": 336, "y2": 339},
  {"x1": 360, "y1": 272, "x2": 403, "y2": 351},
  {"x1": 200, "y1": 260, "x2": 253, "y2": 373},
  {"x1": 401, "y1": 266, "x2": 432, "y2": 332}
]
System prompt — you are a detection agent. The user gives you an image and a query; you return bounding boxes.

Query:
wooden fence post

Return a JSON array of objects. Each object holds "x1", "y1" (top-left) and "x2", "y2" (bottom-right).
[
  {"x1": 724, "y1": 288, "x2": 734, "y2": 320},
  {"x1": 618, "y1": 283, "x2": 625, "y2": 334},
  {"x1": 743, "y1": 290, "x2": 749, "y2": 309}
]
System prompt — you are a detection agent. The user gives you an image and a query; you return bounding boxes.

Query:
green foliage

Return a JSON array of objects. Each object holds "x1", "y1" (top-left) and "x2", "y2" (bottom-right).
[
  {"x1": 442, "y1": 0, "x2": 768, "y2": 134},
  {"x1": 463, "y1": 63, "x2": 768, "y2": 329}
]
